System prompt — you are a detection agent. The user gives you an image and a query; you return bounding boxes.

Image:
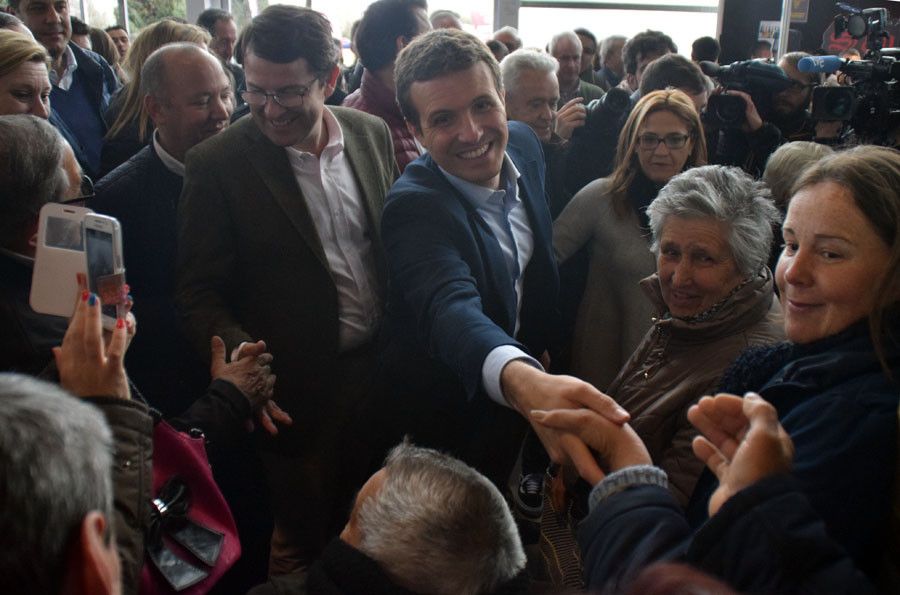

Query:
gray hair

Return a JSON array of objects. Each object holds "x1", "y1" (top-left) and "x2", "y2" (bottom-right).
[
  {"x1": 356, "y1": 442, "x2": 525, "y2": 595},
  {"x1": 0, "y1": 373, "x2": 114, "y2": 592},
  {"x1": 600, "y1": 34, "x2": 627, "y2": 64},
  {"x1": 549, "y1": 30, "x2": 581, "y2": 56},
  {"x1": 493, "y1": 26, "x2": 521, "y2": 49},
  {"x1": 140, "y1": 42, "x2": 222, "y2": 101},
  {"x1": 500, "y1": 49, "x2": 558, "y2": 93},
  {"x1": 763, "y1": 141, "x2": 834, "y2": 210},
  {"x1": 0, "y1": 115, "x2": 68, "y2": 249},
  {"x1": 648, "y1": 165, "x2": 782, "y2": 276}
]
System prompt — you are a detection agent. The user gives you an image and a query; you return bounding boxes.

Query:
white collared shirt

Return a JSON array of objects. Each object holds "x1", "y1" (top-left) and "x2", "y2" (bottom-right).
[
  {"x1": 49, "y1": 45, "x2": 78, "y2": 91},
  {"x1": 440, "y1": 157, "x2": 543, "y2": 407},
  {"x1": 285, "y1": 108, "x2": 380, "y2": 352},
  {"x1": 153, "y1": 130, "x2": 185, "y2": 177}
]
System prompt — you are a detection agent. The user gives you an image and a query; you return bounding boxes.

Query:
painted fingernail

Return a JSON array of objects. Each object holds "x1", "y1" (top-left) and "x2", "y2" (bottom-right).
[
  {"x1": 81, "y1": 290, "x2": 90, "y2": 302},
  {"x1": 116, "y1": 318, "x2": 125, "y2": 329},
  {"x1": 88, "y1": 293, "x2": 97, "y2": 306}
]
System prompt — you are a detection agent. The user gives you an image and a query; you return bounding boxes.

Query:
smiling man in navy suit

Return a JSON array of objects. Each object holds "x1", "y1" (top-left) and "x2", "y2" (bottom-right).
[{"x1": 380, "y1": 29, "x2": 630, "y2": 486}]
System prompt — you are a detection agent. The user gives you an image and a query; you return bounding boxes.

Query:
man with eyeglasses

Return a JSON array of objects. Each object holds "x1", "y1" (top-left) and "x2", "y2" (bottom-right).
[{"x1": 176, "y1": 5, "x2": 397, "y2": 574}]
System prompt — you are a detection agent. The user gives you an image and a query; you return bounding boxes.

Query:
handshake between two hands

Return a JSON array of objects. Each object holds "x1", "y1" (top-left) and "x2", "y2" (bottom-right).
[
  {"x1": 520, "y1": 371, "x2": 794, "y2": 516},
  {"x1": 53, "y1": 284, "x2": 292, "y2": 435}
]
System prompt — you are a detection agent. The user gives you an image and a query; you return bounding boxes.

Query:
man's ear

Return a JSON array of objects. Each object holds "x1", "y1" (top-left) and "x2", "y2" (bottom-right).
[
  {"x1": 63, "y1": 512, "x2": 119, "y2": 595},
  {"x1": 144, "y1": 94, "x2": 164, "y2": 127},
  {"x1": 626, "y1": 73, "x2": 638, "y2": 91},
  {"x1": 324, "y1": 65, "x2": 340, "y2": 95},
  {"x1": 406, "y1": 119, "x2": 423, "y2": 145}
]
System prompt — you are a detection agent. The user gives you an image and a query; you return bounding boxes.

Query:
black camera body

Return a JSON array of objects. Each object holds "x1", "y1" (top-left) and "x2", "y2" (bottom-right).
[
  {"x1": 575, "y1": 86, "x2": 633, "y2": 141},
  {"x1": 700, "y1": 60, "x2": 793, "y2": 128},
  {"x1": 811, "y1": 4, "x2": 900, "y2": 144},
  {"x1": 565, "y1": 87, "x2": 634, "y2": 194}
]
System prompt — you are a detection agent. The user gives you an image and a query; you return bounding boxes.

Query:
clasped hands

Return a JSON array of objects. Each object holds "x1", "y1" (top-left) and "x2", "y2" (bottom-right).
[
  {"x1": 54, "y1": 286, "x2": 291, "y2": 435},
  {"x1": 216, "y1": 339, "x2": 292, "y2": 435},
  {"x1": 504, "y1": 358, "x2": 794, "y2": 515}
]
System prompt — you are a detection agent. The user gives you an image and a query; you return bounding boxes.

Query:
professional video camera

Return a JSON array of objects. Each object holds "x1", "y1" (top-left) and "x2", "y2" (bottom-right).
[
  {"x1": 802, "y1": 4, "x2": 900, "y2": 145},
  {"x1": 699, "y1": 60, "x2": 794, "y2": 128}
]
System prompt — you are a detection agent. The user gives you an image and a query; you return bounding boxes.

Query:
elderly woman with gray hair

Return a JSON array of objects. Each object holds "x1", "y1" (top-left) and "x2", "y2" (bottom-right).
[{"x1": 604, "y1": 164, "x2": 784, "y2": 506}]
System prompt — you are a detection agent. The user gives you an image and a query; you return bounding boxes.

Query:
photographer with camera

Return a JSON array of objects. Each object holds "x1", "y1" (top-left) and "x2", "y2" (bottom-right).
[{"x1": 704, "y1": 52, "x2": 836, "y2": 177}]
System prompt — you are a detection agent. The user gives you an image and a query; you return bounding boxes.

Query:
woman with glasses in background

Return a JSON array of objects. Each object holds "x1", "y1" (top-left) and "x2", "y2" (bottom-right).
[{"x1": 553, "y1": 89, "x2": 707, "y2": 391}]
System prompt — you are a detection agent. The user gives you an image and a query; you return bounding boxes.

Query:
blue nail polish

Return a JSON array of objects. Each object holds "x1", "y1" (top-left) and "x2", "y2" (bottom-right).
[{"x1": 88, "y1": 293, "x2": 97, "y2": 306}]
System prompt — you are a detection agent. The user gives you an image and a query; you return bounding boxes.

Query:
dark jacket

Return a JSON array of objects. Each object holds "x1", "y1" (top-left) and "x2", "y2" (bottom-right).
[
  {"x1": 0, "y1": 250, "x2": 69, "y2": 376},
  {"x1": 248, "y1": 537, "x2": 531, "y2": 595},
  {"x1": 580, "y1": 477, "x2": 877, "y2": 594},
  {"x1": 49, "y1": 42, "x2": 119, "y2": 178},
  {"x1": 692, "y1": 319, "x2": 900, "y2": 572},
  {"x1": 93, "y1": 144, "x2": 210, "y2": 415},
  {"x1": 379, "y1": 122, "x2": 558, "y2": 483}
]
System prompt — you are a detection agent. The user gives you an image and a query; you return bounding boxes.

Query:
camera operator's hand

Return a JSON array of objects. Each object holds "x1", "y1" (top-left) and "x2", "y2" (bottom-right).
[
  {"x1": 555, "y1": 97, "x2": 587, "y2": 141},
  {"x1": 814, "y1": 120, "x2": 842, "y2": 141},
  {"x1": 724, "y1": 89, "x2": 763, "y2": 133}
]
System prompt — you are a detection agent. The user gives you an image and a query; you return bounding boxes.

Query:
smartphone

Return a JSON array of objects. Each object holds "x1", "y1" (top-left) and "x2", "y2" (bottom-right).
[
  {"x1": 30, "y1": 202, "x2": 93, "y2": 318},
  {"x1": 83, "y1": 214, "x2": 126, "y2": 330}
]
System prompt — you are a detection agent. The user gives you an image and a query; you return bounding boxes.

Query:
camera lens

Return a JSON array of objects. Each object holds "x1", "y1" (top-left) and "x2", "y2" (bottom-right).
[
  {"x1": 824, "y1": 90, "x2": 855, "y2": 118},
  {"x1": 716, "y1": 95, "x2": 745, "y2": 126}
]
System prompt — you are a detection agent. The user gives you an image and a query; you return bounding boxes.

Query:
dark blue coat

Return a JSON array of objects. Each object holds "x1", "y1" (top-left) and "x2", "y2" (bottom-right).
[
  {"x1": 49, "y1": 42, "x2": 119, "y2": 178},
  {"x1": 378, "y1": 121, "x2": 559, "y2": 482},
  {"x1": 580, "y1": 477, "x2": 877, "y2": 594},
  {"x1": 93, "y1": 144, "x2": 209, "y2": 415}
]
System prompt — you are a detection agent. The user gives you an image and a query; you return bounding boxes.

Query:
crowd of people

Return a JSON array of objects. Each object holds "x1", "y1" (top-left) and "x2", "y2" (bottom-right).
[{"x1": 1, "y1": 1, "x2": 899, "y2": 594}]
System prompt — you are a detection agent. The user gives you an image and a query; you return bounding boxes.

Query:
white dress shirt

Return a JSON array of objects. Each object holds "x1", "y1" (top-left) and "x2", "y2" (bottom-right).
[
  {"x1": 286, "y1": 108, "x2": 381, "y2": 352},
  {"x1": 153, "y1": 130, "x2": 185, "y2": 177},
  {"x1": 49, "y1": 45, "x2": 78, "y2": 91}
]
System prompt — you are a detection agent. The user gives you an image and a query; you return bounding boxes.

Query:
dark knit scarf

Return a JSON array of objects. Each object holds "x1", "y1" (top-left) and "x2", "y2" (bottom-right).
[
  {"x1": 626, "y1": 169, "x2": 664, "y2": 233},
  {"x1": 306, "y1": 538, "x2": 531, "y2": 595},
  {"x1": 716, "y1": 317, "x2": 898, "y2": 395}
]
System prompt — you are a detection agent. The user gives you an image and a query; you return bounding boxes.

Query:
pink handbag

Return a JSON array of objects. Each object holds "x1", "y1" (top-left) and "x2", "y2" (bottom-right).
[{"x1": 140, "y1": 420, "x2": 241, "y2": 594}]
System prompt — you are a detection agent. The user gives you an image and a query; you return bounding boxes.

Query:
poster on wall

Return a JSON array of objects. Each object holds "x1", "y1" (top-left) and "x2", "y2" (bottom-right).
[
  {"x1": 791, "y1": 0, "x2": 810, "y2": 24},
  {"x1": 758, "y1": 20, "x2": 780, "y2": 42}
]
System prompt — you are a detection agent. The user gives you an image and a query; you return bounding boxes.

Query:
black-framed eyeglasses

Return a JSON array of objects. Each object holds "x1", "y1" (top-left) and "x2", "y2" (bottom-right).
[
  {"x1": 60, "y1": 174, "x2": 94, "y2": 206},
  {"x1": 638, "y1": 133, "x2": 691, "y2": 151},
  {"x1": 241, "y1": 77, "x2": 321, "y2": 109}
]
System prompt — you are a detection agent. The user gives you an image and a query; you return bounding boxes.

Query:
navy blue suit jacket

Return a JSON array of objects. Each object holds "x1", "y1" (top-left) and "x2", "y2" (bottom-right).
[{"x1": 379, "y1": 122, "x2": 559, "y2": 476}]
